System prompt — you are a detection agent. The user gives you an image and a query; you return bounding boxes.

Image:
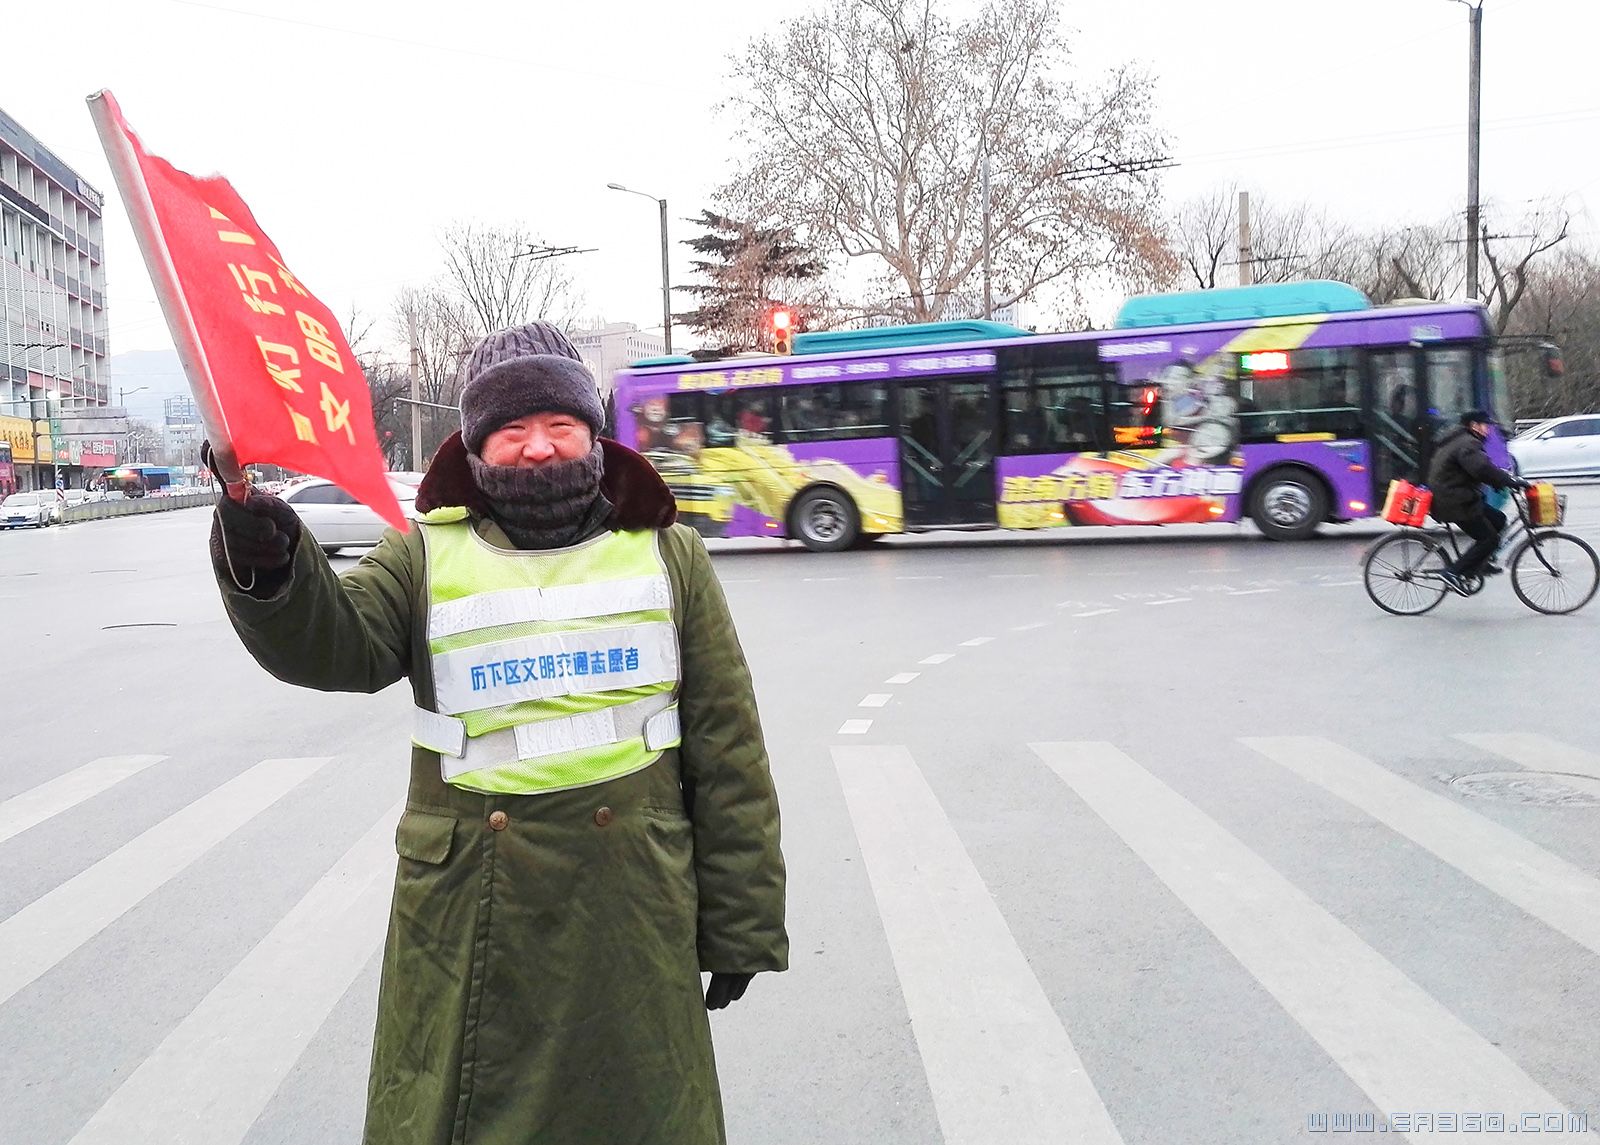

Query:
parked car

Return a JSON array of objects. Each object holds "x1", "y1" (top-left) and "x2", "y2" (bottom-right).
[
  {"x1": 280, "y1": 476, "x2": 421, "y2": 555},
  {"x1": 1, "y1": 491, "x2": 54, "y2": 529},
  {"x1": 1508, "y1": 415, "x2": 1600, "y2": 478}
]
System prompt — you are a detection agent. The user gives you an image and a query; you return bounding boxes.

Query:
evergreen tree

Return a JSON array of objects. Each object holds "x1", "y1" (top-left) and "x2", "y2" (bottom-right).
[{"x1": 675, "y1": 211, "x2": 824, "y2": 353}]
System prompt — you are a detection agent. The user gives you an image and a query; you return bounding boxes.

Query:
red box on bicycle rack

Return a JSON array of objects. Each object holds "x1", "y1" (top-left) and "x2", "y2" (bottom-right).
[
  {"x1": 1526, "y1": 481, "x2": 1562, "y2": 526},
  {"x1": 1381, "y1": 480, "x2": 1432, "y2": 527}
]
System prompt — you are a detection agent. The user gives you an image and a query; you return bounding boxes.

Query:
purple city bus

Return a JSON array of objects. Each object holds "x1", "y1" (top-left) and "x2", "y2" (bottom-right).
[{"x1": 612, "y1": 281, "x2": 1523, "y2": 551}]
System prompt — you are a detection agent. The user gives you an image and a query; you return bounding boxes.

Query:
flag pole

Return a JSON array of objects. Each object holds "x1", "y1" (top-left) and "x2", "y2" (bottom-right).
[{"x1": 84, "y1": 89, "x2": 248, "y2": 498}]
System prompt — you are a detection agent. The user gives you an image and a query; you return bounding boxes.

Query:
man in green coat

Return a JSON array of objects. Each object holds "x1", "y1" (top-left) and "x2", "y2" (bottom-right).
[{"x1": 210, "y1": 321, "x2": 787, "y2": 1145}]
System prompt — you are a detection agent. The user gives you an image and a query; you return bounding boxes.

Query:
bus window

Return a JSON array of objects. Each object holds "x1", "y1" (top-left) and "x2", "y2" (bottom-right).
[
  {"x1": 1001, "y1": 369, "x2": 1105, "y2": 454},
  {"x1": 1486, "y1": 348, "x2": 1512, "y2": 428},
  {"x1": 706, "y1": 389, "x2": 775, "y2": 444},
  {"x1": 775, "y1": 383, "x2": 890, "y2": 443},
  {"x1": 997, "y1": 347, "x2": 1108, "y2": 454},
  {"x1": 1423, "y1": 346, "x2": 1475, "y2": 439},
  {"x1": 1237, "y1": 348, "x2": 1362, "y2": 442}
]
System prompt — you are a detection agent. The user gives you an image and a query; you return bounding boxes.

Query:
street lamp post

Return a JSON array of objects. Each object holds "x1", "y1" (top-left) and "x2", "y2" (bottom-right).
[{"x1": 606, "y1": 183, "x2": 672, "y2": 355}]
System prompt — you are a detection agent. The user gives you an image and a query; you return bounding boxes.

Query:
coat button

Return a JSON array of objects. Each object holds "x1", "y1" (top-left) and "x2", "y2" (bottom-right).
[
  {"x1": 593, "y1": 806, "x2": 614, "y2": 827},
  {"x1": 487, "y1": 810, "x2": 509, "y2": 831}
]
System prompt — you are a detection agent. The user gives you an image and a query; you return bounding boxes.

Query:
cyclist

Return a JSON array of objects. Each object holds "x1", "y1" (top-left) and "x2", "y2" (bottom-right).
[{"x1": 1427, "y1": 409, "x2": 1529, "y2": 594}]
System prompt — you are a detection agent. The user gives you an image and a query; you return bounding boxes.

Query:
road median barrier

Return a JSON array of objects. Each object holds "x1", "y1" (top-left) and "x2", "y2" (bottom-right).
[{"x1": 61, "y1": 489, "x2": 216, "y2": 523}]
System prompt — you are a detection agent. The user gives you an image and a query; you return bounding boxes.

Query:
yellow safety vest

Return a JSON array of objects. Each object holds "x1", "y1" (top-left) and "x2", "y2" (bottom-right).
[{"x1": 410, "y1": 509, "x2": 682, "y2": 795}]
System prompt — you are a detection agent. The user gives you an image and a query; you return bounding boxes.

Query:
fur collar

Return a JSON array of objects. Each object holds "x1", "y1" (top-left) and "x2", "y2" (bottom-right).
[{"x1": 415, "y1": 431, "x2": 677, "y2": 530}]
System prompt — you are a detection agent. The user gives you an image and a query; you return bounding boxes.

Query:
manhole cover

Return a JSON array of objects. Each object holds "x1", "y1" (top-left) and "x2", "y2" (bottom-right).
[
  {"x1": 101, "y1": 622, "x2": 178, "y2": 630},
  {"x1": 1449, "y1": 770, "x2": 1600, "y2": 807}
]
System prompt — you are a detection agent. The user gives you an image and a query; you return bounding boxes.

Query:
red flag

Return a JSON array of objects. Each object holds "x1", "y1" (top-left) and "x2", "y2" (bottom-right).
[{"x1": 87, "y1": 91, "x2": 406, "y2": 531}]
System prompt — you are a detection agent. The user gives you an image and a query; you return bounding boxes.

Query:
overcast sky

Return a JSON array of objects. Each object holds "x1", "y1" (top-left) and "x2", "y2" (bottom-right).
[{"x1": 8, "y1": 0, "x2": 1597, "y2": 361}]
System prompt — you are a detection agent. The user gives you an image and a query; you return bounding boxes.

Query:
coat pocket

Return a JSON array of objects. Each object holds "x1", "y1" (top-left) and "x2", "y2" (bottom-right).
[{"x1": 395, "y1": 808, "x2": 456, "y2": 865}]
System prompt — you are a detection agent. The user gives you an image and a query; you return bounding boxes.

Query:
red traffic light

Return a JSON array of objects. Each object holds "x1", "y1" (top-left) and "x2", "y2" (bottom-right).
[{"x1": 771, "y1": 308, "x2": 794, "y2": 355}]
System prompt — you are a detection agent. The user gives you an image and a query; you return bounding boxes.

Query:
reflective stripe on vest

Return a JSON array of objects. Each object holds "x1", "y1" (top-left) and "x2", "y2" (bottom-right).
[{"x1": 415, "y1": 522, "x2": 681, "y2": 796}]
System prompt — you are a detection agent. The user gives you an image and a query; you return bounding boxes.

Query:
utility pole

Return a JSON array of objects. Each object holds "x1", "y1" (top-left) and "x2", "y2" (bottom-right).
[
  {"x1": 1465, "y1": 0, "x2": 1484, "y2": 301},
  {"x1": 408, "y1": 308, "x2": 422, "y2": 470},
  {"x1": 1237, "y1": 190, "x2": 1253, "y2": 286},
  {"x1": 981, "y1": 153, "x2": 993, "y2": 320}
]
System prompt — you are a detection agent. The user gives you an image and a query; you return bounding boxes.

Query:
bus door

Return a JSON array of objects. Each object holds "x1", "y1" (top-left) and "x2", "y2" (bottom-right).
[
  {"x1": 1367, "y1": 347, "x2": 1423, "y2": 492},
  {"x1": 1412, "y1": 342, "x2": 1482, "y2": 479},
  {"x1": 897, "y1": 377, "x2": 999, "y2": 527}
]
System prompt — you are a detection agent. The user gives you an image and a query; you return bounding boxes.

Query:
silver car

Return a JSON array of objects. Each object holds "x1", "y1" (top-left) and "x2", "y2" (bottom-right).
[
  {"x1": 1509, "y1": 415, "x2": 1600, "y2": 478},
  {"x1": 1, "y1": 491, "x2": 54, "y2": 529},
  {"x1": 280, "y1": 476, "x2": 420, "y2": 555}
]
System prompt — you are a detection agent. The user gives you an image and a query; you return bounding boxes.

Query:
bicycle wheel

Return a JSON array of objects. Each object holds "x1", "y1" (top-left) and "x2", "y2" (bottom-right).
[
  {"x1": 1363, "y1": 532, "x2": 1451, "y2": 616},
  {"x1": 1510, "y1": 529, "x2": 1600, "y2": 615}
]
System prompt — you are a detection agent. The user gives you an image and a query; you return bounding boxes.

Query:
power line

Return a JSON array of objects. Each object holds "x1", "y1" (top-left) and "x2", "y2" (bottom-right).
[{"x1": 1173, "y1": 106, "x2": 1600, "y2": 168}]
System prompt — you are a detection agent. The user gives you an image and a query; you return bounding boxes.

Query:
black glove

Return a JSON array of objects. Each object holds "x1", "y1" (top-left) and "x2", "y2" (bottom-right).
[
  {"x1": 1513, "y1": 477, "x2": 1534, "y2": 491},
  {"x1": 705, "y1": 972, "x2": 754, "y2": 1011},
  {"x1": 212, "y1": 491, "x2": 303, "y2": 572}
]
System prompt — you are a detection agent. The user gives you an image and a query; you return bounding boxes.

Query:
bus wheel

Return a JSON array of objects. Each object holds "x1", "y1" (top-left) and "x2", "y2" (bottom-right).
[
  {"x1": 791, "y1": 488, "x2": 860, "y2": 552},
  {"x1": 1249, "y1": 469, "x2": 1326, "y2": 541}
]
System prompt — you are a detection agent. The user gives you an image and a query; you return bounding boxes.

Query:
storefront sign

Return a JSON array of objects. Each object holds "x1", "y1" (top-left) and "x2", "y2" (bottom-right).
[
  {"x1": 68, "y1": 438, "x2": 117, "y2": 465},
  {"x1": 1, "y1": 415, "x2": 34, "y2": 463}
]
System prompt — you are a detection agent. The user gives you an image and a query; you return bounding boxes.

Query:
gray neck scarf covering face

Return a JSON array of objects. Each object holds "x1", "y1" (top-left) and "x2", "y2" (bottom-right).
[{"x1": 466, "y1": 441, "x2": 610, "y2": 550}]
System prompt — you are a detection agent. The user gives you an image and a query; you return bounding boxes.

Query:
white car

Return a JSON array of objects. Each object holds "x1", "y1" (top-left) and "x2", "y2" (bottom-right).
[
  {"x1": 1, "y1": 491, "x2": 55, "y2": 529},
  {"x1": 280, "y1": 476, "x2": 420, "y2": 555},
  {"x1": 1509, "y1": 415, "x2": 1600, "y2": 478}
]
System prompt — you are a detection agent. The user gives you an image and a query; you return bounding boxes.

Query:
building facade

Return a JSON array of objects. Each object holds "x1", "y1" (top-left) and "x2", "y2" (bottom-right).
[
  {"x1": 1, "y1": 106, "x2": 110, "y2": 490},
  {"x1": 163, "y1": 394, "x2": 201, "y2": 467},
  {"x1": 569, "y1": 321, "x2": 665, "y2": 397}
]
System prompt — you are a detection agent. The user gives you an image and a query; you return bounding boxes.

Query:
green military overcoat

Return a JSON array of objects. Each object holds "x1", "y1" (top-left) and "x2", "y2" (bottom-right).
[{"x1": 214, "y1": 434, "x2": 787, "y2": 1145}]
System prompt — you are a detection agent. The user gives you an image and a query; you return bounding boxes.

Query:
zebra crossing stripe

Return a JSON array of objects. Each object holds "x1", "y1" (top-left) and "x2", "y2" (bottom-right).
[
  {"x1": 835, "y1": 745, "x2": 1125, "y2": 1145},
  {"x1": 0, "y1": 757, "x2": 331, "y2": 1007},
  {"x1": 1244, "y1": 736, "x2": 1600, "y2": 959},
  {"x1": 1456, "y1": 732, "x2": 1600, "y2": 781},
  {"x1": 66, "y1": 800, "x2": 403, "y2": 1145},
  {"x1": 1033, "y1": 741, "x2": 1569, "y2": 1123},
  {"x1": 0, "y1": 755, "x2": 166, "y2": 845}
]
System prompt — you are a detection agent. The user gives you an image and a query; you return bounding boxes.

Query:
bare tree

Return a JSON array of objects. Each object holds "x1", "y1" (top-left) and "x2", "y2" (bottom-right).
[
  {"x1": 720, "y1": 0, "x2": 1171, "y2": 322},
  {"x1": 391, "y1": 287, "x2": 477, "y2": 461},
  {"x1": 438, "y1": 222, "x2": 586, "y2": 335},
  {"x1": 1169, "y1": 187, "x2": 1362, "y2": 290},
  {"x1": 122, "y1": 418, "x2": 162, "y2": 465},
  {"x1": 1481, "y1": 201, "x2": 1571, "y2": 334},
  {"x1": 1503, "y1": 245, "x2": 1600, "y2": 419},
  {"x1": 1169, "y1": 187, "x2": 1237, "y2": 289}
]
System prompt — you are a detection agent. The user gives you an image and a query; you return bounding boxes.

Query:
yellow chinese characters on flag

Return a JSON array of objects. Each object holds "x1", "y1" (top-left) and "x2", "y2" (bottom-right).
[{"x1": 90, "y1": 92, "x2": 405, "y2": 529}]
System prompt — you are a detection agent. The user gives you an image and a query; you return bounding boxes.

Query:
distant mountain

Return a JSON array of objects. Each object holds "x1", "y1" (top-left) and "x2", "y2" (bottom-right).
[{"x1": 107, "y1": 349, "x2": 187, "y2": 423}]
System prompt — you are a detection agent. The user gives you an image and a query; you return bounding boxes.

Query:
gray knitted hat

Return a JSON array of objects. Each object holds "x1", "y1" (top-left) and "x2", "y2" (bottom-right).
[{"x1": 458, "y1": 321, "x2": 605, "y2": 452}]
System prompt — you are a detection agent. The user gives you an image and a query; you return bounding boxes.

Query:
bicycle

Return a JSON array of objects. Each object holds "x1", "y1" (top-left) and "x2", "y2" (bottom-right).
[{"x1": 1362, "y1": 487, "x2": 1600, "y2": 616}]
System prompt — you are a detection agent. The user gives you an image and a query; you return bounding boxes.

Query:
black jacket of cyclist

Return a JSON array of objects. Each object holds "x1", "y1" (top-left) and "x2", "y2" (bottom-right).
[{"x1": 1427, "y1": 409, "x2": 1526, "y2": 586}]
